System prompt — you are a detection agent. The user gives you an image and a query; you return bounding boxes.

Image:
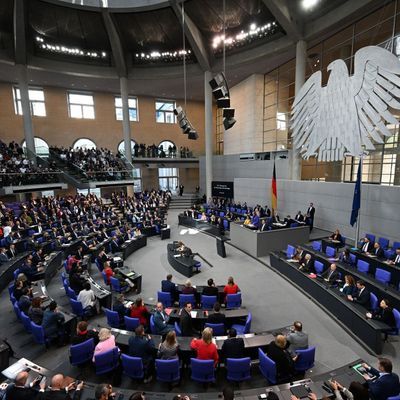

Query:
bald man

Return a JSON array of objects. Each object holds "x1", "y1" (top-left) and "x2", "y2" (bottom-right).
[
  {"x1": 38, "y1": 374, "x2": 83, "y2": 400},
  {"x1": 5, "y1": 371, "x2": 38, "y2": 400}
]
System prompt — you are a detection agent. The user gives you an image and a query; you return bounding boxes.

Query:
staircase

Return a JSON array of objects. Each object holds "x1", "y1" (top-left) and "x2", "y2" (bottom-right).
[{"x1": 169, "y1": 193, "x2": 200, "y2": 210}]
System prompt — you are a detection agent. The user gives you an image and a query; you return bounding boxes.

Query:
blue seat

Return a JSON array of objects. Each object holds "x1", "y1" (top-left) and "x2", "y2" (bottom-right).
[
  {"x1": 190, "y1": 358, "x2": 215, "y2": 383},
  {"x1": 110, "y1": 277, "x2": 129, "y2": 293},
  {"x1": 294, "y1": 346, "x2": 316, "y2": 372},
  {"x1": 226, "y1": 357, "x2": 251, "y2": 382},
  {"x1": 370, "y1": 293, "x2": 378, "y2": 311},
  {"x1": 341, "y1": 236, "x2": 346, "y2": 246},
  {"x1": 223, "y1": 220, "x2": 229, "y2": 230},
  {"x1": 69, "y1": 298, "x2": 91, "y2": 318},
  {"x1": 378, "y1": 237, "x2": 389, "y2": 249},
  {"x1": 385, "y1": 250, "x2": 394, "y2": 260},
  {"x1": 13, "y1": 268, "x2": 21, "y2": 280},
  {"x1": 95, "y1": 347, "x2": 120, "y2": 375},
  {"x1": 314, "y1": 261, "x2": 324, "y2": 275},
  {"x1": 157, "y1": 291, "x2": 173, "y2": 307},
  {"x1": 312, "y1": 241, "x2": 321, "y2": 252},
  {"x1": 150, "y1": 315, "x2": 156, "y2": 334},
  {"x1": 95, "y1": 259, "x2": 103, "y2": 272},
  {"x1": 357, "y1": 260, "x2": 370, "y2": 273},
  {"x1": 366, "y1": 233, "x2": 376, "y2": 243},
  {"x1": 10, "y1": 292, "x2": 16, "y2": 305},
  {"x1": 387, "y1": 396, "x2": 400, "y2": 400},
  {"x1": 219, "y1": 212, "x2": 225, "y2": 217},
  {"x1": 286, "y1": 245, "x2": 296, "y2": 258},
  {"x1": 232, "y1": 312, "x2": 252, "y2": 335},
  {"x1": 30, "y1": 321, "x2": 49, "y2": 346},
  {"x1": 13, "y1": 303, "x2": 21, "y2": 321},
  {"x1": 121, "y1": 354, "x2": 144, "y2": 380},
  {"x1": 326, "y1": 246, "x2": 336, "y2": 258},
  {"x1": 105, "y1": 308, "x2": 121, "y2": 328},
  {"x1": 67, "y1": 286, "x2": 77, "y2": 300},
  {"x1": 70, "y1": 338, "x2": 95, "y2": 366},
  {"x1": 194, "y1": 261, "x2": 201, "y2": 273},
  {"x1": 387, "y1": 308, "x2": 400, "y2": 337},
  {"x1": 205, "y1": 323, "x2": 225, "y2": 336},
  {"x1": 101, "y1": 271, "x2": 109, "y2": 286},
  {"x1": 226, "y1": 293, "x2": 242, "y2": 308},
  {"x1": 201, "y1": 295, "x2": 217, "y2": 309},
  {"x1": 349, "y1": 253, "x2": 357, "y2": 266},
  {"x1": 124, "y1": 316, "x2": 140, "y2": 331},
  {"x1": 155, "y1": 359, "x2": 180, "y2": 383},
  {"x1": 20, "y1": 312, "x2": 32, "y2": 333},
  {"x1": 179, "y1": 294, "x2": 196, "y2": 308},
  {"x1": 8, "y1": 284, "x2": 15, "y2": 303},
  {"x1": 174, "y1": 321, "x2": 182, "y2": 336},
  {"x1": 258, "y1": 348, "x2": 276, "y2": 384},
  {"x1": 393, "y1": 242, "x2": 400, "y2": 251},
  {"x1": 375, "y1": 268, "x2": 391, "y2": 285}
]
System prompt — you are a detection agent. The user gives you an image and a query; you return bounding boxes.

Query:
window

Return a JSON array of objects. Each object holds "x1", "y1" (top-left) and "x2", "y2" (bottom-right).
[
  {"x1": 159, "y1": 167, "x2": 178, "y2": 193},
  {"x1": 68, "y1": 92, "x2": 95, "y2": 119},
  {"x1": 118, "y1": 140, "x2": 137, "y2": 156},
  {"x1": 155, "y1": 100, "x2": 176, "y2": 123},
  {"x1": 73, "y1": 138, "x2": 96, "y2": 150},
  {"x1": 159, "y1": 140, "x2": 175, "y2": 156},
  {"x1": 77, "y1": 188, "x2": 101, "y2": 197},
  {"x1": 13, "y1": 87, "x2": 46, "y2": 117},
  {"x1": 22, "y1": 137, "x2": 49, "y2": 157},
  {"x1": 115, "y1": 97, "x2": 138, "y2": 121},
  {"x1": 276, "y1": 112, "x2": 287, "y2": 130}
]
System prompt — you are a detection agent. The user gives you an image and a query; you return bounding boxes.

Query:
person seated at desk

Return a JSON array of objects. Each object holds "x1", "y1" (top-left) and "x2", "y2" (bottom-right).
[
  {"x1": 77, "y1": 282, "x2": 97, "y2": 315},
  {"x1": 28, "y1": 297, "x2": 44, "y2": 325},
  {"x1": 298, "y1": 254, "x2": 314, "y2": 273},
  {"x1": 18, "y1": 287, "x2": 32, "y2": 314},
  {"x1": 200, "y1": 212, "x2": 207, "y2": 221},
  {"x1": 71, "y1": 321, "x2": 99, "y2": 345},
  {"x1": 37, "y1": 374, "x2": 84, "y2": 400},
  {"x1": 223, "y1": 276, "x2": 240, "y2": 297},
  {"x1": 360, "y1": 236, "x2": 374, "y2": 253},
  {"x1": 202, "y1": 278, "x2": 218, "y2": 297},
  {"x1": 6, "y1": 243, "x2": 17, "y2": 259},
  {"x1": 293, "y1": 246, "x2": 305, "y2": 262},
  {"x1": 340, "y1": 275, "x2": 357, "y2": 296},
  {"x1": 182, "y1": 279, "x2": 197, "y2": 295},
  {"x1": 370, "y1": 242, "x2": 385, "y2": 259},
  {"x1": 158, "y1": 330, "x2": 179, "y2": 360},
  {"x1": 130, "y1": 297, "x2": 149, "y2": 327},
  {"x1": 388, "y1": 248, "x2": 400, "y2": 266},
  {"x1": 93, "y1": 328, "x2": 118, "y2": 362},
  {"x1": 366, "y1": 299, "x2": 396, "y2": 339},
  {"x1": 96, "y1": 247, "x2": 109, "y2": 271},
  {"x1": 69, "y1": 263, "x2": 87, "y2": 294},
  {"x1": 329, "y1": 229, "x2": 342, "y2": 243},
  {"x1": 285, "y1": 321, "x2": 309, "y2": 355},
  {"x1": 0, "y1": 247, "x2": 9, "y2": 264},
  {"x1": 221, "y1": 328, "x2": 245, "y2": 361},
  {"x1": 339, "y1": 248, "x2": 352, "y2": 265},
  {"x1": 4, "y1": 370, "x2": 39, "y2": 400},
  {"x1": 295, "y1": 211, "x2": 304, "y2": 222},
  {"x1": 134, "y1": 227, "x2": 142, "y2": 237},
  {"x1": 42, "y1": 301, "x2": 66, "y2": 345},
  {"x1": 266, "y1": 335, "x2": 296, "y2": 383},
  {"x1": 20, "y1": 256, "x2": 44, "y2": 281},
  {"x1": 75, "y1": 245, "x2": 85, "y2": 260},
  {"x1": 207, "y1": 302, "x2": 226, "y2": 326},
  {"x1": 129, "y1": 325, "x2": 156, "y2": 383},
  {"x1": 180, "y1": 302, "x2": 195, "y2": 337},
  {"x1": 259, "y1": 219, "x2": 270, "y2": 232},
  {"x1": 251, "y1": 211, "x2": 261, "y2": 229},
  {"x1": 113, "y1": 294, "x2": 128, "y2": 325},
  {"x1": 321, "y1": 263, "x2": 340, "y2": 283},
  {"x1": 190, "y1": 327, "x2": 219, "y2": 366},
  {"x1": 103, "y1": 262, "x2": 130, "y2": 290},
  {"x1": 243, "y1": 215, "x2": 251, "y2": 226},
  {"x1": 110, "y1": 236, "x2": 120, "y2": 253},
  {"x1": 13, "y1": 276, "x2": 29, "y2": 301},
  {"x1": 153, "y1": 302, "x2": 174, "y2": 336},
  {"x1": 347, "y1": 280, "x2": 370, "y2": 308},
  {"x1": 161, "y1": 274, "x2": 177, "y2": 300}
]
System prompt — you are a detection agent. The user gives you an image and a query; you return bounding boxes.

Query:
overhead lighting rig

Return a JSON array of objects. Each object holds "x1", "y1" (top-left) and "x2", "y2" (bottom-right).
[
  {"x1": 209, "y1": 72, "x2": 236, "y2": 130},
  {"x1": 174, "y1": 106, "x2": 199, "y2": 140}
]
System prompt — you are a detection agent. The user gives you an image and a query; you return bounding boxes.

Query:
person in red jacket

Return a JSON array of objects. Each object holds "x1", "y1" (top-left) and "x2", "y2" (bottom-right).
[
  {"x1": 223, "y1": 276, "x2": 240, "y2": 295},
  {"x1": 190, "y1": 327, "x2": 219, "y2": 366},
  {"x1": 130, "y1": 297, "x2": 149, "y2": 327}
]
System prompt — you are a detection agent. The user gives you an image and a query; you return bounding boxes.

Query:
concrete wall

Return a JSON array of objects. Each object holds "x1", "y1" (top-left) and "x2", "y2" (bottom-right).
[{"x1": 223, "y1": 74, "x2": 264, "y2": 155}]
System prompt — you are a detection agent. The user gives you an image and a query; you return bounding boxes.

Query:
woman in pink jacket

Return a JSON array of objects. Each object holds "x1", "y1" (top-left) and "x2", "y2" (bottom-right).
[{"x1": 93, "y1": 328, "x2": 118, "y2": 361}]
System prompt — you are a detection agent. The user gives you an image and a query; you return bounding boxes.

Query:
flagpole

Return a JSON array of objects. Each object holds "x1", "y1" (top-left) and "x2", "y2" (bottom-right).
[{"x1": 355, "y1": 152, "x2": 364, "y2": 245}]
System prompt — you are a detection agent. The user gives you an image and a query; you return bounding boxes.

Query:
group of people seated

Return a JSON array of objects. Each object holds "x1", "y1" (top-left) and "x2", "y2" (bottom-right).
[
  {"x1": 131, "y1": 143, "x2": 193, "y2": 159},
  {"x1": 0, "y1": 140, "x2": 60, "y2": 186}
]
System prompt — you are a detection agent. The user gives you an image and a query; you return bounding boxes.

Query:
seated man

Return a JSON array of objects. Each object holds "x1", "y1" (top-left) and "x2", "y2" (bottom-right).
[
  {"x1": 202, "y1": 278, "x2": 219, "y2": 297},
  {"x1": 347, "y1": 280, "x2": 370, "y2": 308},
  {"x1": 360, "y1": 237, "x2": 374, "y2": 253},
  {"x1": 298, "y1": 254, "x2": 314, "y2": 273},
  {"x1": 388, "y1": 248, "x2": 400, "y2": 266},
  {"x1": 371, "y1": 242, "x2": 385, "y2": 259},
  {"x1": 42, "y1": 301, "x2": 66, "y2": 345},
  {"x1": 207, "y1": 302, "x2": 226, "y2": 326},
  {"x1": 20, "y1": 256, "x2": 44, "y2": 281},
  {"x1": 321, "y1": 263, "x2": 339, "y2": 283},
  {"x1": 180, "y1": 302, "x2": 196, "y2": 337},
  {"x1": 221, "y1": 328, "x2": 245, "y2": 361},
  {"x1": 0, "y1": 247, "x2": 9, "y2": 264},
  {"x1": 285, "y1": 321, "x2": 309, "y2": 355},
  {"x1": 161, "y1": 274, "x2": 177, "y2": 300},
  {"x1": 153, "y1": 302, "x2": 174, "y2": 336}
]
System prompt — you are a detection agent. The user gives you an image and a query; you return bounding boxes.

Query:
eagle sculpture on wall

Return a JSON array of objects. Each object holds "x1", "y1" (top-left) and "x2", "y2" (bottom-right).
[{"x1": 291, "y1": 46, "x2": 400, "y2": 161}]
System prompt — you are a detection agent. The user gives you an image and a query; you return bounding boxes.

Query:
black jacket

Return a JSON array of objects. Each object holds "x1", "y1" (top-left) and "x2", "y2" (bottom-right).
[
  {"x1": 373, "y1": 307, "x2": 396, "y2": 327},
  {"x1": 5, "y1": 385, "x2": 38, "y2": 400},
  {"x1": 221, "y1": 337, "x2": 245, "y2": 360},
  {"x1": 202, "y1": 286, "x2": 219, "y2": 297},
  {"x1": 267, "y1": 341, "x2": 294, "y2": 381},
  {"x1": 354, "y1": 287, "x2": 370, "y2": 308},
  {"x1": 207, "y1": 312, "x2": 226, "y2": 325},
  {"x1": 37, "y1": 388, "x2": 82, "y2": 400},
  {"x1": 180, "y1": 309, "x2": 194, "y2": 336},
  {"x1": 321, "y1": 269, "x2": 339, "y2": 282}
]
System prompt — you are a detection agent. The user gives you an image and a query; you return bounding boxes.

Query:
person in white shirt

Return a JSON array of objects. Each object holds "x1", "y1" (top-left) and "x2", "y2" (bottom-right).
[
  {"x1": 3, "y1": 222, "x2": 12, "y2": 237},
  {"x1": 77, "y1": 282, "x2": 98, "y2": 313}
]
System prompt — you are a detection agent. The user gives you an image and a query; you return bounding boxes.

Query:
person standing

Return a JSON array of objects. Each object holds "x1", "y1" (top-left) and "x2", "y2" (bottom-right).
[
  {"x1": 179, "y1": 184, "x2": 184, "y2": 196},
  {"x1": 306, "y1": 202, "x2": 315, "y2": 231}
]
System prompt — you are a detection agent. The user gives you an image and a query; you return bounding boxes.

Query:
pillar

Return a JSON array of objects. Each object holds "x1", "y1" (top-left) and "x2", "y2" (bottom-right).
[
  {"x1": 292, "y1": 40, "x2": 307, "y2": 180},
  {"x1": 17, "y1": 65, "x2": 35, "y2": 157},
  {"x1": 204, "y1": 71, "x2": 213, "y2": 200}
]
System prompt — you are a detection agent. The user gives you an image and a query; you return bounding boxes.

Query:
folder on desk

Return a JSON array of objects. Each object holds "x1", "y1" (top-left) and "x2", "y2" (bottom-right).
[{"x1": 190, "y1": 311, "x2": 197, "y2": 318}]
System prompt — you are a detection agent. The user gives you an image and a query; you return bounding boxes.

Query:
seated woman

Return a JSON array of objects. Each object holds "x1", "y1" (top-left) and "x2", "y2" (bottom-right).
[
  {"x1": 190, "y1": 327, "x2": 219, "y2": 366},
  {"x1": 134, "y1": 227, "x2": 142, "y2": 237},
  {"x1": 340, "y1": 275, "x2": 357, "y2": 296},
  {"x1": 339, "y1": 248, "x2": 352, "y2": 265},
  {"x1": 158, "y1": 330, "x2": 179, "y2": 360},
  {"x1": 243, "y1": 215, "x2": 251, "y2": 226},
  {"x1": 266, "y1": 335, "x2": 295, "y2": 383},
  {"x1": 130, "y1": 297, "x2": 149, "y2": 327},
  {"x1": 223, "y1": 276, "x2": 240, "y2": 296},
  {"x1": 28, "y1": 297, "x2": 44, "y2": 325},
  {"x1": 200, "y1": 212, "x2": 207, "y2": 221},
  {"x1": 71, "y1": 321, "x2": 99, "y2": 345},
  {"x1": 93, "y1": 328, "x2": 118, "y2": 361},
  {"x1": 330, "y1": 229, "x2": 342, "y2": 243},
  {"x1": 182, "y1": 279, "x2": 197, "y2": 295}
]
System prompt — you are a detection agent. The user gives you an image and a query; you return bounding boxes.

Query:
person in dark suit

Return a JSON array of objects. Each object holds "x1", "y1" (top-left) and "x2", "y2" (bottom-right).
[
  {"x1": 322, "y1": 263, "x2": 340, "y2": 283},
  {"x1": 207, "y1": 302, "x2": 226, "y2": 326},
  {"x1": 153, "y1": 302, "x2": 174, "y2": 336},
  {"x1": 371, "y1": 243, "x2": 385, "y2": 259},
  {"x1": 347, "y1": 280, "x2": 370, "y2": 308},
  {"x1": 329, "y1": 229, "x2": 342, "y2": 243},
  {"x1": 389, "y1": 248, "x2": 400, "y2": 267},
  {"x1": 221, "y1": 328, "x2": 245, "y2": 361},
  {"x1": 6, "y1": 244, "x2": 17, "y2": 259},
  {"x1": 180, "y1": 302, "x2": 195, "y2": 336},
  {"x1": 295, "y1": 211, "x2": 304, "y2": 222},
  {"x1": 360, "y1": 237, "x2": 374, "y2": 253},
  {"x1": 42, "y1": 301, "x2": 65, "y2": 344},
  {"x1": 0, "y1": 248, "x2": 9, "y2": 264},
  {"x1": 306, "y1": 203, "x2": 315, "y2": 231},
  {"x1": 339, "y1": 248, "x2": 352, "y2": 265},
  {"x1": 5, "y1": 371, "x2": 39, "y2": 400},
  {"x1": 32, "y1": 249, "x2": 44, "y2": 266},
  {"x1": 37, "y1": 374, "x2": 83, "y2": 400},
  {"x1": 259, "y1": 219, "x2": 270, "y2": 232},
  {"x1": 298, "y1": 254, "x2": 314, "y2": 273},
  {"x1": 161, "y1": 274, "x2": 177, "y2": 301},
  {"x1": 110, "y1": 236, "x2": 120, "y2": 253},
  {"x1": 366, "y1": 299, "x2": 396, "y2": 339},
  {"x1": 202, "y1": 278, "x2": 219, "y2": 297},
  {"x1": 266, "y1": 335, "x2": 295, "y2": 383},
  {"x1": 18, "y1": 288, "x2": 32, "y2": 314}
]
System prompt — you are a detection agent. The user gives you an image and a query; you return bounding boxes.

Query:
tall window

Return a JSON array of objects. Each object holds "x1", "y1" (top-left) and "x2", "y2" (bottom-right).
[
  {"x1": 115, "y1": 97, "x2": 138, "y2": 121},
  {"x1": 13, "y1": 87, "x2": 46, "y2": 117},
  {"x1": 22, "y1": 137, "x2": 49, "y2": 157},
  {"x1": 68, "y1": 92, "x2": 95, "y2": 119},
  {"x1": 118, "y1": 139, "x2": 137, "y2": 156},
  {"x1": 159, "y1": 140, "x2": 175, "y2": 156},
  {"x1": 155, "y1": 100, "x2": 176, "y2": 123},
  {"x1": 159, "y1": 167, "x2": 178, "y2": 193},
  {"x1": 73, "y1": 138, "x2": 96, "y2": 150}
]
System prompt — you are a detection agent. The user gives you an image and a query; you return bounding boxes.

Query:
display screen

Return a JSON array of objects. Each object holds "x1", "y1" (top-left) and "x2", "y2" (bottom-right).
[{"x1": 211, "y1": 181, "x2": 234, "y2": 198}]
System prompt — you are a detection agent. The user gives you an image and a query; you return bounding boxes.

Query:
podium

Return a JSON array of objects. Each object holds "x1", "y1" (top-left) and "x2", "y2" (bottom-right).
[{"x1": 216, "y1": 237, "x2": 226, "y2": 258}]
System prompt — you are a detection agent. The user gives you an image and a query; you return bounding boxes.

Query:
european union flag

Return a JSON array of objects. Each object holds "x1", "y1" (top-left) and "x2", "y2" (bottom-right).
[{"x1": 350, "y1": 159, "x2": 362, "y2": 227}]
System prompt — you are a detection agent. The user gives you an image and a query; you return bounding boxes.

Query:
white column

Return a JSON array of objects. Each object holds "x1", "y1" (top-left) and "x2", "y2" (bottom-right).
[
  {"x1": 204, "y1": 70, "x2": 213, "y2": 200},
  {"x1": 17, "y1": 65, "x2": 35, "y2": 156},
  {"x1": 292, "y1": 40, "x2": 307, "y2": 180},
  {"x1": 119, "y1": 76, "x2": 132, "y2": 162}
]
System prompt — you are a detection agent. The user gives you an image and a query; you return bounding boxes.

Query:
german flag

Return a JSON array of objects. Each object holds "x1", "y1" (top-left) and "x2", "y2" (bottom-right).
[{"x1": 271, "y1": 161, "x2": 277, "y2": 211}]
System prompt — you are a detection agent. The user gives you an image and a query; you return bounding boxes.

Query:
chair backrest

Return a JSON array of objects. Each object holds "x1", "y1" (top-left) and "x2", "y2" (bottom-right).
[
  {"x1": 312, "y1": 241, "x2": 321, "y2": 252},
  {"x1": 205, "y1": 323, "x2": 225, "y2": 336},
  {"x1": 150, "y1": 315, "x2": 156, "y2": 334},
  {"x1": 295, "y1": 346, "x2": 316, "y2": 372},
  {"x1": 286, "y1": 245, "x2": 296, "y2": 258},
  {"x1": 201, "y1": 295, "x2": 217, "y2": 309},
  {"x1": 20, "y1": 312, "x2": 32, "y2": 333},
  {"x1": 95, "y1": 258, "x2": 103, "y2": 272},
  {"x1": 290, "y1": 223, "x2": 299, "y2": 228},
  {"x1": 393, "y1": 308, "x2": 400, "y2": 332},
  {"x1": 226, "y1": 293, "x2": 242, "y2": 308},
  {"x1": 174, "y1": 321, "x2": 182, "y2": 336},
  {"x1": 314, "y1": 261, "x2": 324, "y2": 274},
  {"x1": 157, "y1": 291, "x2": 173, "y2": 307},
  {"x1": 378, "y1": 237, "x2": 389, "y2": 249},
  {"x1": 70, "y1": 339, "x2": 95, "y2": 366},
  {"x1": 190, "y1": 358, "x2": 215, "y2": 383},
  {"x1": 67, "y1": 286, "x2": 77, "y2": 300},
  {"x1": 258, "y1": 348, "x2": 276, "y2": 384},
  {"x1": 357, "y1": 259, "x2": 370, "y2": 273},
  {"x1": 393, "y1": 242, "x2": 400, "y2": 251},
  {"x1": 110, "y1": 277, "x2": 122, "y2": 292},
  {"x1": 95, "y1": 347, "x2": 120, "y2": 375},
  {"x1": 370, "y1": 292, "x2": 378, "y2": 311},
  {"x1": 375, "y1": 268, "x2": 391, "y2": 285},
  {"x1": 341, "y1": 236, "x2": 346, "y2": 245},
  {"x1": 101, "y1": 271, "x2": 108, "y2": 285},
  {"x1": 244, "y1": 312, "x2": 252, "y2": 334},
  {"x1": 226, "y1": 357, "x2": 251, "y2": 381},
  {"x1": 124, "y1": 316, "x2": 140, "y2": 331},
  {"x1": 223, "y1": 220, "x2": 229, "y2": 230},
  {"x1": 325, "y1": 246, "x2": 336, "y2": 258},
  {"x1": 30, "y1": 321, "x2": 46, "y2": 345},
  {"x1": 179, "y1": 294, "x2": 195, "y2": 308},
  {"x1": 13, "y1": 303, "x2": 21, "y2": 320},
  {"x1": 365, "y1": 233, "x2": 376, "y2": 243},
  {"x1": 70, "y1": 299, "x2": 84, "y2": 316},
  {"x1": 105, "y1": 308, "x2": 121, "y2": 328},
  {"x1": 13, "y1": 268, "x2": 21, "y2": 280},
  {"x1": 155, "y1": 359, "x2": 180, "y2": 382},
  {"x1": 349, "y1": 253, "x2": 357, "y2": 266},
  {"x1": 387, "y1": 396, "x2": 400, "y2": 400},
  {"x1": 121, "y1": 354, "x2": 144, "y2": 379}
]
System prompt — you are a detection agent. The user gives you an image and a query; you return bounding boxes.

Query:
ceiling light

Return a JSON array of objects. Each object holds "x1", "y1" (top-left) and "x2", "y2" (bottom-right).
[
  {"x1": 301, "y1": 0, "x2": 319, "y2": 10},
  {"x1": 224, "y1": 117, "x2": 236, "y2": 130},
  {"x1": 250, "y1": 23, "x2": 256, "y2": 31}
]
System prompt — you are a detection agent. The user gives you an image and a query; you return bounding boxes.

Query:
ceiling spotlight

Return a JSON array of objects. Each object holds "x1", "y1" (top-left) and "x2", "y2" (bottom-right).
[
  {"x1": 223, "y1": 108, "x2": 235, "y2": 119},
  {"x1": 301, "y1": 0, "x2": 319, "y2": 10},
  {"x1": 188, "y1": 129, "x2": 199, "y2": 140},
  {"x1": 209, "y1": 73, "x2": 225, "y2": 90},
  {"x1": 223, "y1": 117, "x2": 236, "y2": 130},
  {"x1": 250, "y1": 23, "x2": 256, "y2": 31}
]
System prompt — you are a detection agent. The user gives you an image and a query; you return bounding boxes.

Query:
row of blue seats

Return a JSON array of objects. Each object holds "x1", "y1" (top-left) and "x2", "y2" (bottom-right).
[{"x1": 364, "y1": 233, "x2": 400, "y2": 255}]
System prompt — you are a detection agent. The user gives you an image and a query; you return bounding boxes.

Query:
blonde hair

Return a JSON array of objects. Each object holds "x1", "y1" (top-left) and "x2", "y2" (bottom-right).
[
  {"x1": 164, "y1": 330, "x2": 177, "y2": 347},
  {"x1": 99, "y1": 328, "x2": 111, "y2": 341},
  {"x1": 202, "y1": 327, "x2": 213, "y2": 344},
  {"x1": 185, "y1": 279, "x2": 192, "y2": 287},
  {"x1": 275, "y1": 334, "x2": 287, "y2": 349}
]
